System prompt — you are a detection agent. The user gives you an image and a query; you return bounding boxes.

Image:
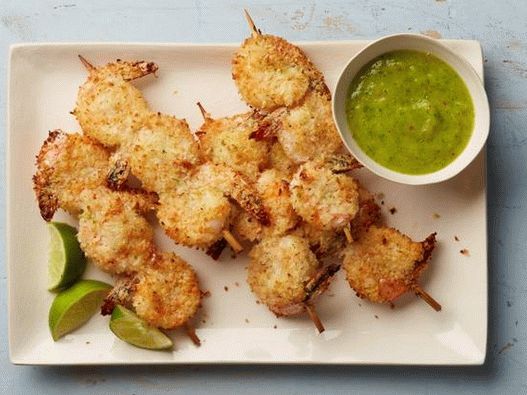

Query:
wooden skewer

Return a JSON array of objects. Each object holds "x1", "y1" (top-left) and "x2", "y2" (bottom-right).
[
  {"x1": 343, "y1": 224, "x2": 353, "y2": 244},
  {"x1": 184, "y1": 323, "x2": 201, "y2": 346},
  {"x1": 413, "y1": 285, "x2": 442, "y2": 312},
  {"x1": 196, "y1": 102, "x2": 210, "y2": 120},
  {"x1": 305, "y1": 304, "x2": 325, "y2": 334},
  {"x1": 78, "y1": 54, "x2": 95, "y2": 72},
  {"x1": 244, "y1": 9, "x2": 261, "y2": 37},
  {"x1": 222, "y1": 229, "x2": 243, "y2": 253}
]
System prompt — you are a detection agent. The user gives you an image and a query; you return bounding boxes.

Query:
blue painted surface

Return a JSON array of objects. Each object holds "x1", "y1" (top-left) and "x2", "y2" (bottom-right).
[{"x1": 1, "y1": 0, "x2": 526, "y2": 393}]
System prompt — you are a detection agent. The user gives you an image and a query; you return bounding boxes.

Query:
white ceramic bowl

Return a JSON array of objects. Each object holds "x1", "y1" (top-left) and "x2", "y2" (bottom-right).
[{"x1": 332, "y1": 33, "x2": 490, "y2": 185}]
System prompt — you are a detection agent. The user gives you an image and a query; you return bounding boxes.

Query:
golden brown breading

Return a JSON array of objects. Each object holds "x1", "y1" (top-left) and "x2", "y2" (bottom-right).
[
  {"x1": 269, "y1": 141, "x2": 298, "y2": 177},
  {"x1": 121, "y1": 112, "x2": 201, "y2": 192},
  {"x1": 276, "y1": 89, "x2": 343, "y2": 163},
  {"x1": 102, "y1": 252, "x2": 201, "y2": 330},
  {"x1": 232, "y1": 34, "x2": 324, "y2": 111},
  {"x1": 157, "y1": 163, "x2": 268, "y2": 249},
  {"x1": 233, "y1": 169, "x2": 298, "y2": 242},
  {"x1": 157, "y1": 187, "x2": 231, "y2": 250},
  {"x1": 33, "y1": 130, "x2": 111, "y2": 220},
  {"x1": 197, "y1": 111, "x2": 270, "y2": 181},
  {"x1": 74, "y1": 59, "x2": 156, "y2": 148},
  {"x1": 290, "y1": 159, "x2": 359, "y2": 231},
  {"x1": 343, "y1": 226, "x2": 436, "y2": 304},
  {"x1": 248, "y1": 235, "x2": 336, "y2": 316},
  {"x1": 77, "y1": 187, "x2": 156, "y2": 274}
]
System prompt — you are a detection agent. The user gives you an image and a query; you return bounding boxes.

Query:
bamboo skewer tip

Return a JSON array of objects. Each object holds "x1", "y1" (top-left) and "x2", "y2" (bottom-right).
[
  {"x1": 413, "y1": 285, "x2": 442, "y2": 312},
  {"x1": 305, "y1": 304, "x2": 325, "y2": 334},
  {"x1": 343, "y1": 225, "x2": 353, "y2": 244},
  {"x1": 184, "y1": 324, "x2": 201, "y2": 347},
  {"x1": 222, "y1": 230, "x2": 243, "y2": 254},
  {"x1": 78, "y1": 54, "x2": 95, "y2": 72},
  {"x1": 243, "y1": 9, "x2": 261, "y2": 37},
  {"x1": 196, "y1": 102, "x2": 210, "y2": 120}
]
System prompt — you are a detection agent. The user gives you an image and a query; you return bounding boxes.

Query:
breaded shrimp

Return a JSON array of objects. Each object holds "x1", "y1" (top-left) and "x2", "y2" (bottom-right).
[
  {"x1": 233, "y1": 169, "x2": 298, "y2": 242},
  {"x1": 114, "y1": 112, "x2": 201, "y2": 192},
  {"x1": 233, "y1": 13, "x2": 343, "y2": 163},
  {"x1": 248, "y1": 235, "x2": 339, "y2": 331},
  {"x1": 276, "y1": 89, "x2": 343, "y2": 163},
  {"x1": 33, "y1": 130, "x2": 111, "y2": 220},
  {"x1": 197, "y1": 108, "x2": 270, "y2": 181},
  {"x1": 290, "y1": 159, "x2": 359, "y2": 231},
  {"x1": 77, "y1": 187, "x2": 157, "y2": 274},
  {"x1": 157, "y1": 163, "x2": 269, "y2": 250},
  {"x1": 343, "y1": 226, "x2": 440, "y2": 310},
  {"x1": 269, "y1": 142, "x2": 298, "y2": 177},
  {"x1": 73, "y1": 57, "x2": 157, "y2": 148},
  {"x1": 232, "y1": 33, "x2": 323, "y2": 111},
  {"x1": 102, "y1": 252, "x2": 201, "y2": 330}
]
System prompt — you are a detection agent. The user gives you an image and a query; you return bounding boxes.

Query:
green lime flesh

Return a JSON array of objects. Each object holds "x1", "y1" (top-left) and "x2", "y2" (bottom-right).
[
  {"x1": 49, "y1": 279, "x2": 112, "y2": 341},
  {"x1": 47, "y1": 222, "x2": 86, "y2": 291},
  {"x1": 110, "y1": 305, "x2": 173, "y2": 350}
]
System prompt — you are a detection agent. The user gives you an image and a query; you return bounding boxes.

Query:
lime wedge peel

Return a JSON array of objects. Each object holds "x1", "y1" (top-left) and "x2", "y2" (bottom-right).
[
  {"x1": 47, "y1": 222, "x2": 86, "y2": 291},
  {"x1": 49, "y1": 280, "x2": 112, "y2": 341},
  {"x1": 110, "y1": 305, "x2": 173, "y2": 350}
]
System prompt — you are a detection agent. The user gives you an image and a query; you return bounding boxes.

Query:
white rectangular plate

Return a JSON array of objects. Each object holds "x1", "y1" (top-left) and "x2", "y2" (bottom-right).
[{"x1": 8, "y1": 40, "x2": 487, "y2": 365}]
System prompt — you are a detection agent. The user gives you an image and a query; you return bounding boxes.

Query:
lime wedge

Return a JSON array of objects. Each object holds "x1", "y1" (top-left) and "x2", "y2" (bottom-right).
[
  {"x1": 109, "y1": 305, "x2": 173, "y2": 350},
  {"x1": 47, "y1": 222, "x2": 86, "y2": 291},
  {"x1": 49, "y1": 279, "x2": 112, "y2": 340}
]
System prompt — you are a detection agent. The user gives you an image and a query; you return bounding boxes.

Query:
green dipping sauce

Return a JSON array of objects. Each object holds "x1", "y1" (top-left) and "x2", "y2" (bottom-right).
[{"x1": 346, "y1": 50, "x2": 474, "y2": 175}]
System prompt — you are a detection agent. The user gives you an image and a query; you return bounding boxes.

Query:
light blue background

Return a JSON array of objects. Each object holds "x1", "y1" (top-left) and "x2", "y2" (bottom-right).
[{"x1": 1, "y1": 0, "x2": 526, "y2": 393}]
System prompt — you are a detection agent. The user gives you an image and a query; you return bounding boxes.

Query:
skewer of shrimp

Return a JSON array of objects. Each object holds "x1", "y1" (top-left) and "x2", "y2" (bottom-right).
[
  {"x1": 233, "y1": 11, "x2": 344, "y2": 163},
  {"x1": 101, "y1": 251, "x2": 202, "y2": 345},
  {"x1": 75, "y1": 57, "x2": 267, "y2": 256},
  {"x1": 33, "y1": 130, "x2": 155, "y2": 275},
  {"x1": 342, "y1": 226, "x2": 441, "y2": 311},
  {"x1": 247, "y1": 235, "x2": 339, "y2": 333},
  {"x1": 33, "y1": 130, "x2": 204, "y2": 340}
]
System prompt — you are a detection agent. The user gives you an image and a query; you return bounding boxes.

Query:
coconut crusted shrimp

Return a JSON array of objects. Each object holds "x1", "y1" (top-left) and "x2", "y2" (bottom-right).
[
  {"x1": 77, "y1": 186, "x2": 157, "y2": 274},
  {"x1": 232, "y1": 12, "x2": 324, "y2": 111},
  {"x1": 33, "y1": 130, "x2": 112, "y2": 220},
  {"x1": 33, "y1": 130, "x2": 158, "y2": 274},
  {"x1": 233, "y1": 168, "x2": 299, "y2": 242},
  {"x1": 276, "y1": 89, "x2": 343, "y2": 163},
  {"x1": 290, "y1": 157, "x2": 360, "y2": 233},
  {"x1": 157, "y1": 162, "x2": 269, "y2": 252},
  {"x1": 102, "y1": 252, "x2": 202, "y2": 342},
  {"x1": 196, "y1": 104, "x2": 271, "y2": 181},
  {"x1": 248, "y1": 235, "x2": 339, "y2": 332},
  {"x1": 287, "y1": 155, "x2": 364, "y2": 257},
  {"x1": 343, "y1": 226, "x2": 441, "y2": 311},
  {"x1": 233, "y1": 12, "x2": 343, "y2": 163},
  {"x1": 75, "y1": 58, "x2": 265, "y2": 255},
  {"x1": 112, "y1": 112, "x2": 201, "y2": 192},
  {"x1": 73, "y1": 57, "x2": 157, "y2": 148},
  {"x1": 74, "y1": 57, "x2": 201, "y2": 192}
]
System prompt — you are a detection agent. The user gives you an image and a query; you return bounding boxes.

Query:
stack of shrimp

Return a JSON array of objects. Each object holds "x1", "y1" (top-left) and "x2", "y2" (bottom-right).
[
  {"x1": 33, "y1": 130, "x2": 202, "y2": 344},
  {"x1": 229, "y1": 12, "x2": 441, "y2": 332},
  {"x1": 32, "y1": 11, "x2": 441, "y2": 345}
]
